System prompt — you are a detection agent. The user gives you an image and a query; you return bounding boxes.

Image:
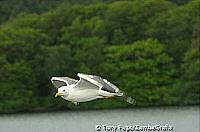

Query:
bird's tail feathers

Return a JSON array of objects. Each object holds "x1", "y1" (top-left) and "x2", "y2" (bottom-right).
[
  {"x1": 123, "y1": 95, "x2": 136, "y2": 104},
  {"x1": 118, "y1": 90, "x2": 136, "y2": 105}
]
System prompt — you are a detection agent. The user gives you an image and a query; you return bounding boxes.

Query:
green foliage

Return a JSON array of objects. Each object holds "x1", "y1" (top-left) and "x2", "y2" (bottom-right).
[
  {"x1": 0, "y1": 27, "x2": 48, "y2": 62},
  {"x1": 105, "y1": 0, "x2": 174, "y2": 44},
  {"x1": 0, "y1": 60, "x2": 36, "y2": 113},
  {"x1": 178, "y1": 48, "x2": 200, "y2": 104},
  {"x1": 0, "y1": 0, "x2": 198, "y2": 113},
  {"x1": 103, "y1": 39, "x2": 176, "y2": 106},
  {"x1": 0, "y1": 0, "x2": 77, "y2": 24},
  {"x1": 147, "y1": 0, "x2": 199, "y2": 64}
]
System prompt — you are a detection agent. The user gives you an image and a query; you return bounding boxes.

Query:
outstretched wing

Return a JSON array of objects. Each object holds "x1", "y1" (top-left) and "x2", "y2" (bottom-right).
[
  {"x1": 73, "y1": 74, "x2": 100, "y2": 90},
  {"x1": 76, "y1": 73, "x2": 120, "y2": 93},
  {"x1": 79, "y1": 73, "x2": 135, "y2": 104},
  {"x1": 51, "y1": 77, "x2": 78, "y2": 89}
]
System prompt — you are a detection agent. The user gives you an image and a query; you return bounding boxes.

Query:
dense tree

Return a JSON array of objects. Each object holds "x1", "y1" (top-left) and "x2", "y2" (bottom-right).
[
  {"x1": 0, "y1": 60, "x2": 36, "y2": 113},
  {"x1": 147, "y1": 0, "x2": 199, "y2": 64},
  {"x1": 0, "y1": 0, "x2": 66, "y2": 24},
  {"x1": 105, "y1": 0, "x2": 175, "y2": 44},
  {"x1": 0, "y1": 0, "x2": 198, "y2": 113},
  {"x1": 168, "y1": 0, "x2": 192, "y2": 5},
  {"x1": 178, "y1": 48, "x2": 200, "y2": 104},
  {"x1": 103, "y1": 39, "x2": 176, "y2": 106}
]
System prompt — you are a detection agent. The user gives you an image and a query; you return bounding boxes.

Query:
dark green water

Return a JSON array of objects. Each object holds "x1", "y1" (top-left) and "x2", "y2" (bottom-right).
[{"x1": 0, "y1": 106, "x2": 199, "y2": 132}]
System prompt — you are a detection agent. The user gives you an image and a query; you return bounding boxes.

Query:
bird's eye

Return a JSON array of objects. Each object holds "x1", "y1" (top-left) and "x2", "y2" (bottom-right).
[{"x1": 63, "y1": 90, "x2": 65, "y2": 92}]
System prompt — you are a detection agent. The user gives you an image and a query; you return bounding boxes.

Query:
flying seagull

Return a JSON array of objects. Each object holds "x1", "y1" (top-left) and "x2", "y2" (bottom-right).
[{"x1": 51, "y1": 73, "x2": 135, "y2": 105}]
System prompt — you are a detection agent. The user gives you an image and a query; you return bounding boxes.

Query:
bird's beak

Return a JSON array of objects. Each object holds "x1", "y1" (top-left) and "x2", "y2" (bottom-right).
[{"x1": 55, "y1": 93, "x2": 62, "y2": 97}]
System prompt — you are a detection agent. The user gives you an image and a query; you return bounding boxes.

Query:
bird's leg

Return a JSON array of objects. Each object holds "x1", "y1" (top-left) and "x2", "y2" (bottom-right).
[{"x1": 72, "y1": 102, "x2": 79, "y2": 105}]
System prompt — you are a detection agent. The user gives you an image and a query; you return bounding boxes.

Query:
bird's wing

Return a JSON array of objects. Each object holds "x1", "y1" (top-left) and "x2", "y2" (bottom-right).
[
  {"x1": 76, "y1": 73, "x2": 119, "y2": 93},
  {"x1": 73, "y1": 73, "x2": 100, "y2": 90},
  {"x1": 51, "y1": 77, "x2": 78, "y2": 89},
  {"x1": 80, "y1": 73, "x2": 135, "y2": 104},
  {"x1": 101, "y1": 78, "x2": 120, "y2": 93}
]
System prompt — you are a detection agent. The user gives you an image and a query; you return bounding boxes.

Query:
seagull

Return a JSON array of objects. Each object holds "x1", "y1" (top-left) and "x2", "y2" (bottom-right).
[{"x1": 51, "y1": 73, "x2": 135, "y2": 105}]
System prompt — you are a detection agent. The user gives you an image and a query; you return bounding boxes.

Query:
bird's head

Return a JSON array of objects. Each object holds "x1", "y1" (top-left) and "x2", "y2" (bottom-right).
[{"x1": 55, "y1": 86, "x2": 69, "y2": 97}]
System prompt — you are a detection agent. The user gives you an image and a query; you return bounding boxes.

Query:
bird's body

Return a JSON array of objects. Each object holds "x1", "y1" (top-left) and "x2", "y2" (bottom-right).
[
  {"x1": 51, "y1": 73, "x2": 135, "y2": 104},
  {"x1": 61, "y1": 86, "x2": 101, "y2": 103}
]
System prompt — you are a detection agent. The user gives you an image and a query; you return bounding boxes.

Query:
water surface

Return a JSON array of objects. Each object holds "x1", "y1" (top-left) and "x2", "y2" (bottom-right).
[{"x1": 0, "y1": 106, "x2": 199, "y2": 132}]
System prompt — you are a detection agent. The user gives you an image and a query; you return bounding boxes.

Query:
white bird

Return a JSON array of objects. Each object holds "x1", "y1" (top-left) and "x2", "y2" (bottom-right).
[{"x1": 51, "y1": 73, "x2": 135, "y2": 105}]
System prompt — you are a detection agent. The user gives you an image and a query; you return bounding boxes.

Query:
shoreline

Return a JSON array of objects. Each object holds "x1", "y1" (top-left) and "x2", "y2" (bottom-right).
[{"x1": 0, "y1": 104, "x2": 199, "y2": 115}]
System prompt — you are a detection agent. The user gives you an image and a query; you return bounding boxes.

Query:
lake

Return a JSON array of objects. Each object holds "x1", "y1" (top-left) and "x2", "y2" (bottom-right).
[{"x1": 0, "y1": 106, "x2": 199, "y2": 132}]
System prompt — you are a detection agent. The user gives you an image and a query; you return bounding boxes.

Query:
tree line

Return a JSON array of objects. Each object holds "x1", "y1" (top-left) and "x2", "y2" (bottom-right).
[{"x1": 0, "y1": 0, "x2": 199, "y2": 113}]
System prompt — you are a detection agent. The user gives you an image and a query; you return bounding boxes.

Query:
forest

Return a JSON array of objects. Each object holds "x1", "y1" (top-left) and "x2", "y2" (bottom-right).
[{"x1": 0, "y1": 0, "x2": 199, "y2": 113}]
